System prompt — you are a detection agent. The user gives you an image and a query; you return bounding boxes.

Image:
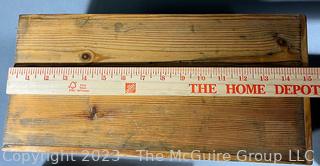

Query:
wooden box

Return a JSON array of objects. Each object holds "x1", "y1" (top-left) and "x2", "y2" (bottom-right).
[{"x1": 2, "y1": 14, "x2": 312, "y2": 164}]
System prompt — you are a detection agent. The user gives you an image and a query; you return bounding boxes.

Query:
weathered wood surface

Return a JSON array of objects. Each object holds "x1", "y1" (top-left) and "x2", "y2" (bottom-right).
[
  {"x1": 3, "y1": 14, "x2": 311, "y2": 164},
  {"x1": 16, "y1": 14, "x2": 306, "y2": 65}
]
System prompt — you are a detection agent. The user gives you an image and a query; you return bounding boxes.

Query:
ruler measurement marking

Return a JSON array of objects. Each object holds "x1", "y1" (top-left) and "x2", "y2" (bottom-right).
[{"x1": 6, "y1": 67, "x2": 320, "y2": 97}]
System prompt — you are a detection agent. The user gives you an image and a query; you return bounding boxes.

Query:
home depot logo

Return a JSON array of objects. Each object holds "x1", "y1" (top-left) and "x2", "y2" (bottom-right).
[{"x1": 125, "y1": 83, "x2": 136, "y2": 93}]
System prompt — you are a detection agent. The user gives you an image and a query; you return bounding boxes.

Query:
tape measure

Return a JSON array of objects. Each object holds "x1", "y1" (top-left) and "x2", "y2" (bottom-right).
[{"x1": 6, "y1": 67, "x2": 320, "y2": 97}]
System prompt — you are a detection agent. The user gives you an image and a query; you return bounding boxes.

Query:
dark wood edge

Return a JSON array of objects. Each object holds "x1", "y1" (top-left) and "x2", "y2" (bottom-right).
[
  {"x1": 19, "y1": 14, "x2": 303, "y2": 19},
  {"x1": 300, "y1": 15, "x2": 313, "y2": 165}
]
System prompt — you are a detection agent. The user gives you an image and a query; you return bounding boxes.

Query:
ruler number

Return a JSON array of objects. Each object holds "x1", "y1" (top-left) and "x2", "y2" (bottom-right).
[
  {"x1": 218, "y1": 75, "x2": 226, "y2": 81},
  {"x1": 197, "y1": 76, "x2": 206, "y2": 81},
  {"x1": 25, "y1": 75, "x2": 30, "y2": 80},
  {"x1": 121, "y1": 75, "x2": 126, "y2": 80},
  {"x1": 160, "y1": 75, "x2": 165, "y2": 81},
  {"x1": 101, "y1": 75, "x2": 107, "y2": 80},
  {"x1": 281, "y1": 75, "x2": 290, "y2": 81},
  {"x1": 140, "y1": 75, "x2": 145, "y2": 80},
  {"x1": 303, "y1": 75, "x2": 312, "y2": 81},
  {"x1": 63, "y1": 75, "x2": 68, "y2": 80},
  {"x1": 260, "y1": 75, "x2": 269, "y2": 81},
  {"x1": 82, "y1": 75, "x2": 87, "y2": 80},
  {"x1": 44, "y1": 75, "x2": 49, "y2": 80},
  {"x1": 239, "y1": 75, "x2": 247, "y2": 81}
]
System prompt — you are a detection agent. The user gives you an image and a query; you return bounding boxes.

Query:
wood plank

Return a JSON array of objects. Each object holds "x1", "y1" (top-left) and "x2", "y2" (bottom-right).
[
  {"x1": 4, "y1": 14, "x2": 311, "y2": 164},
  {"x1": 16, "y1": 14, "x2": 305, "y2": 65},
  {"x1": 4, "y1": 96, "x2": 306, "y2": 162}
]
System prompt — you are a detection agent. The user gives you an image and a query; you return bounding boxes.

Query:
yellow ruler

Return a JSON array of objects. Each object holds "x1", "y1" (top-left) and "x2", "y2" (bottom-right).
[{"x1": 6, "y1": 67, "x2": 320, "y2": 97}]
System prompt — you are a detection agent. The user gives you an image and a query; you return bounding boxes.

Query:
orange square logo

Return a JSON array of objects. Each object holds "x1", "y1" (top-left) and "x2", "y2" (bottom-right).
[{"x1": 125, "y1": 83, "x2": 136, "y2": 93}]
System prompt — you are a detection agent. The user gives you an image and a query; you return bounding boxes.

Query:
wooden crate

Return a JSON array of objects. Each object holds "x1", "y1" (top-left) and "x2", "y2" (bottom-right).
[{"x1": 3, "y1": 14, "x2": 312, "y2": 164}]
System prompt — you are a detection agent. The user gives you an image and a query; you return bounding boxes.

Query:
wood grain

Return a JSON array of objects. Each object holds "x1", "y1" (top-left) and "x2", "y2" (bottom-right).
[
  {"x1": 4, "y1": 14, "x2": 311, "y2": 164},
  {"x1": 16, "y1": 14, "x2": 305, "y2": 65},
  {"x1": 5, "y1": 96, "x2": 306, "y2": 162}
]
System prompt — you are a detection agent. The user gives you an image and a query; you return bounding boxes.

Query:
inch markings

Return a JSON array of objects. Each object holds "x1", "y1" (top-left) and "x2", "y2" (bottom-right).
[{"x1": 6, "y1": 67, "x2": 320, "y2": 97}]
